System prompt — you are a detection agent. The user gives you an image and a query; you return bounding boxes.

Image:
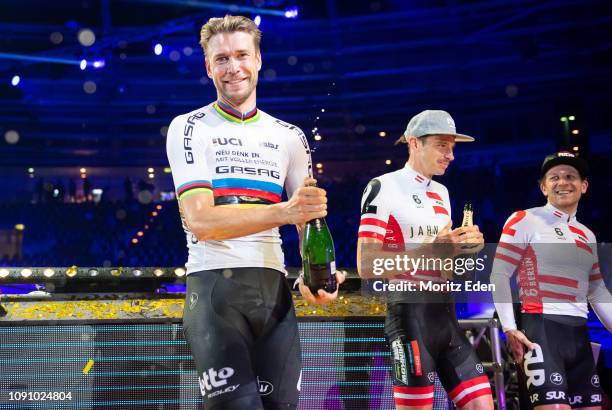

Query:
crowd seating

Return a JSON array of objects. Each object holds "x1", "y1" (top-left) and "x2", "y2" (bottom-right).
[{"x1": 0, "y1": 160, "x2": 608, "y2": 268}]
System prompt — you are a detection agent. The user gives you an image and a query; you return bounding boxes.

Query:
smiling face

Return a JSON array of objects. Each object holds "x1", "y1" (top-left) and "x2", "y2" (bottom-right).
[
  {"x1": 540, "y1": 164, "x2": 588, "y2": 213},
  {"x1": 408, "y1": 134, "x2": 456, "y2": 177},
  {"x1": 205, "y1": 31, "x2": 261, "y2": 110}
]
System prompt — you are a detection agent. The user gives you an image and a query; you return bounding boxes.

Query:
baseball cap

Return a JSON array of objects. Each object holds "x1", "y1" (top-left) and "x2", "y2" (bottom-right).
[
  {"x1": 541, "y1": 151, "x2": 588, "y2": 179},
  {"x1": 395, "y1": 110, "x2": 475, "y2": 145}
]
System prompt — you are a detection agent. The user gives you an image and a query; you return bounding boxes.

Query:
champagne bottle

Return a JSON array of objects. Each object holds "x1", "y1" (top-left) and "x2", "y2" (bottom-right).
[
  {"x1": 458, "y1": 203, "x2": 477, "y2": 278},
  {"x1": 461, "y1": 203, "x2": 477, "y2": 250},
  {"x1": 462, "y1": 203, "x2": 473, "y2": 228},
  {"x1": 301, "y1": 183, "x2": 337, "y2": 295}
]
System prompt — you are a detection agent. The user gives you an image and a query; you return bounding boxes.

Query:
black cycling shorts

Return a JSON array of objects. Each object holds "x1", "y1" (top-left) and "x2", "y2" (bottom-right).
[
  {"x1": 385, "y1": 302, "x2": 491, "y2": 408},
  {"x1": 183, "y1": 268, "x2": 301, "y2": 410},
  {"x1": 521, "y1": 313, "x2": 603, "y2": 407}
]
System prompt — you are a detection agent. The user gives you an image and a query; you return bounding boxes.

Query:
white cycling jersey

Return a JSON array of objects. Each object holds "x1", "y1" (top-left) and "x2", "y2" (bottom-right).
[
  {"x1": 491, "y1": 203, "x2": 612, "y2": 332},
  {"x1": 166, "y1": 100, "x2": 311, "y2": 274},
  {"x1": 359, "y1": 163, "x2": 451, "y2": 283}
]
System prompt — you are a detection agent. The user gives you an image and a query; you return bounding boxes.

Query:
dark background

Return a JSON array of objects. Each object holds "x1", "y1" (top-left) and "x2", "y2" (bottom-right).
[{"x1": 0, "y1": 0, "x2": 610, "y2": 267}]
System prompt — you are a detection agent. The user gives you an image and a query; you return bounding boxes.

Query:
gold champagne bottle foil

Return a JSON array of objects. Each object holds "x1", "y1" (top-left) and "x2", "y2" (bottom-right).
[{"x1": 462, "y1": 203, "x2": 473, "y2": 227}]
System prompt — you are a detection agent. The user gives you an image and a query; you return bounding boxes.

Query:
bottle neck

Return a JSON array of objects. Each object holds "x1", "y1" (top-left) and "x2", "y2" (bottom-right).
[
  {"x1": 305, "y1": 181, "x2": 325, "y2": 228},
  {"x1": 462, "y1": 205, "x2": 473, "y2": 227},
  {"x1": 309, "y1": 218, "x2": 326, "y2": 229}
]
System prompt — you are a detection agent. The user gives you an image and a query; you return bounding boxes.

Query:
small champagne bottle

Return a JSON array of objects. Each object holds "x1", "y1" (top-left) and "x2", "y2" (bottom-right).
[{"x1": 462, "y1": 203, "x2": 473, "y2": 228}]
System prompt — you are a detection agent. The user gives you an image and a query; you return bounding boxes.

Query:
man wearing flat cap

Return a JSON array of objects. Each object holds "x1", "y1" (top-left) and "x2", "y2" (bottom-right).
[
  {"x1": 357, "y1": 110, "x2": 493, "y2": 409},
  {"x1": 492, "y1": 151, "x2": 612, "y2": 409}
]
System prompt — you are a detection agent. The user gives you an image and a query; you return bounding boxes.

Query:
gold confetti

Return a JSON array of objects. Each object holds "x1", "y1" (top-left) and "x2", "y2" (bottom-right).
[
  {"x1": 3, "y1": 294, "x2": 388, "y2": 321},
  {"x1": 65, "y1": 266, "x2": 78, "y2": 277},
  {"x1": 83, "y1": 359, "x2": 94, "y2": 374}
]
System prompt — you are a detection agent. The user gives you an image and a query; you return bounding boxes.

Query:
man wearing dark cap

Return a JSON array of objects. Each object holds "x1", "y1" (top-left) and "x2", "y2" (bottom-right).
[
  {"x1": 491, "y1": 151, "x2": 612, "y2": 410},
  {"x1": 357, "y1": 110, "x2": 493, "y2": 409}
]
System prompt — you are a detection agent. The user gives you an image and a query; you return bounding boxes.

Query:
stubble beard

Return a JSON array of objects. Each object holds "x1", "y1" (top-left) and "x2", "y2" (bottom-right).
[{"x1": 218, "y1": 76, "x2": 257, "y2": 108}]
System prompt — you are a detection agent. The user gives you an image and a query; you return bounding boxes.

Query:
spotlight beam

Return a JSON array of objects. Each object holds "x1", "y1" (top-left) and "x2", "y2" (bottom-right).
[{"x1": 0, "y1": 52, "x2": 83, "y2": 66}]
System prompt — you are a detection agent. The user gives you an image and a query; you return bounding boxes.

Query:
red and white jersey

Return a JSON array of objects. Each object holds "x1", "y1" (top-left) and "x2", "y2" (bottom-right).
[
  {"x1": 358, "y1": 163, "x2": 451, "y2": 283},
  {"x1": 492, "y1": 203, "x2": 604, "y2": 323}
]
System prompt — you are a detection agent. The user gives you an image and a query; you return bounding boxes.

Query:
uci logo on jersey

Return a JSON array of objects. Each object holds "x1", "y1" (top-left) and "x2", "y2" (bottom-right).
[{"x1": 213, "y1": 137, "x2": 242, "y2": 147}]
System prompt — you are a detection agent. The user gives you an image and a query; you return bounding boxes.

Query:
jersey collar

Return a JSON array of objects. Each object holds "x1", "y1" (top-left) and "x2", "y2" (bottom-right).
[
  {"x1": 213, "y1": 100, "x2": 260, "y2": 124},
  {"x1": 403, "y1": 163, "x2": 431, "y2": 187},
  {"x1": 545, "y1": 202, "x2": 576, "y2": 222}
]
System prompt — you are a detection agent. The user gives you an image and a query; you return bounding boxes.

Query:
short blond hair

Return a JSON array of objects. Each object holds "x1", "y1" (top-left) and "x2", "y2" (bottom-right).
[{"x1": 199, "y1": 15, "x2": 262, "y2": 56}]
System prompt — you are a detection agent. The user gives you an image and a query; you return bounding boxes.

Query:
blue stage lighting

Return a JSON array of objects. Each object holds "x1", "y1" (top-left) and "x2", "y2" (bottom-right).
[
  {"x1": 284, "y1": 6, "x2": 298, "y2": 19},
  {"x1": 80, "y1": 59, "x2": 87, "y2": 70},
  {"x1": 254, "y1": 15, "x2": 261, "y2": 26},
  {"x1": 92, "y1": 59, "x2": 105, "y2": 69},
  {"x1": 66, "y1": 20, "x2": 78, "y2": 30},
  {"x1": 154, "y1": 43, "x2": 163, "y2": 56},
  {"x1": 11, "y1": 75, "x2": 20, "y2": 86}
]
